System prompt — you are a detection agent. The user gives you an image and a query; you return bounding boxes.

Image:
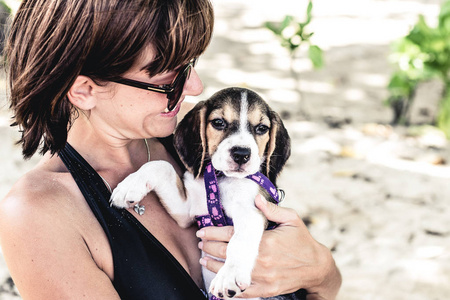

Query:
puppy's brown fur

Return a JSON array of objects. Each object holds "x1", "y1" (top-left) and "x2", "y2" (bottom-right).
[{"x1": 174, "y1": 87, "x2": 290, "y2": 185}]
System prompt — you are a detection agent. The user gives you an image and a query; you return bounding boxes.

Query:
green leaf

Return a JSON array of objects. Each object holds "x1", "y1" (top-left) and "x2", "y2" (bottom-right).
[
  {"x1": 407, "y1": 15, "x2": 433, "y2": 45},
  {"x1": 387, "y1": 72, "x2": 416, "y2": 98},
  {"x1": 303, "y1": 0, "x2": 313, "y2": 26},
  {"x1": 281, "y1": 15, "x2": 294, "y2": 31},
  {"x1": 0, "y1": 0, "x2": 11, "y2": 14},
  {"x1": 308, "y1": 45, "x2": 323, "y2": 69},
  {"x1": 438, "y1": 1, "x2": 450, "y2": 30},
  {"x1": 437, "y1": 89, "x2": 450, "y2": 137},
  {"x1": 264, "y1": 21, "x2": 282, "y2": 35}
]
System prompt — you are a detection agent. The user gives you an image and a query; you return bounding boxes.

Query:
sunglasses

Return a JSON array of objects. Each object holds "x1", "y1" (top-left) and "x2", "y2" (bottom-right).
[{"x1": 111, "y1": 58, "x2": 198, "y2": 112}]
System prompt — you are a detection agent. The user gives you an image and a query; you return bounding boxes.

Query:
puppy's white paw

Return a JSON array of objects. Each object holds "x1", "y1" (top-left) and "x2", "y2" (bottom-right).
[
  {"x1": 209, "y1": 262, "x2": 251, "y2": 299},
  {"x1": 110, "y1": 171, "x2": 151, "y2": 209}
]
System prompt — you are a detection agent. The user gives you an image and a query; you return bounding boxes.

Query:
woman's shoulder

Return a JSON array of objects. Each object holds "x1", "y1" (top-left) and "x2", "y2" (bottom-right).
[
  {"x1": 2, "y1": 155, "x2": 71, "y2": 202},
  {"x1": 0, "y1": 156, "x2": 120, "y2": 299},
  {"x1": 0, "y1": 153, "x2": 98, "y2": 258},
  {"x1": 0, "y1": 155, "x2": 80, "y2": 234}
]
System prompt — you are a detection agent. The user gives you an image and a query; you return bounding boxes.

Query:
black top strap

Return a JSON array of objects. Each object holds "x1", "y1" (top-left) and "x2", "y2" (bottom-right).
[{"x1": 59, "y1": 141, "x2": 206, "y2": 300}]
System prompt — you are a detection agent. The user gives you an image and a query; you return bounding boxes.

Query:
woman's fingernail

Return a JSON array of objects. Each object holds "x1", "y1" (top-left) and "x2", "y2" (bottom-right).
[
  {"x1": 198, "y1": 241, "x2": 203, "y2": 250},
  {"x1": 196, "y1": 230, "x2": 205, "y2": 238},
  {"x1": 199, "y1": 258, "x2": 207, "y2": 267},
  {"x1": 257, "y1": 194, "x2": 267, "y2": 206}
]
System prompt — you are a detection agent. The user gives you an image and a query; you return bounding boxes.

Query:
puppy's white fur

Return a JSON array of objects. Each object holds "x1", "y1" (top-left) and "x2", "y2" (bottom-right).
[
  {"x1": 212, "y1": 93, "x2": 261, "y2": 178},
  {"x1": 111, "y1": 89, "x2": 287, "y2": 300}
]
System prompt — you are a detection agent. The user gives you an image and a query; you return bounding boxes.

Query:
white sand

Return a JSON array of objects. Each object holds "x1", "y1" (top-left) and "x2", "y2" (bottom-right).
[{"x1": 1, "y1": 0, "x2": 449, "y2": 299}]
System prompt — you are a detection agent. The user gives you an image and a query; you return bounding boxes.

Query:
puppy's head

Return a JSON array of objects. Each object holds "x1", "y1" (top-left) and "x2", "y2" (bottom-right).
[{"x1": 174, "y1": 87, "x2": 290, "y2": 184}]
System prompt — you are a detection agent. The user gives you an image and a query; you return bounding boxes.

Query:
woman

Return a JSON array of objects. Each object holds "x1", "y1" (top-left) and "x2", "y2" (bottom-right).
[{"x1": 0, "y1": 0, "x2": 341, "y2": 299}]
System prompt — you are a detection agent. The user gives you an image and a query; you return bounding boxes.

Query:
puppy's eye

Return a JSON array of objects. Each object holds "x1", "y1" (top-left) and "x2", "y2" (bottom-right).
[
  {"x1": 211, "y1": 119, "x2": 227, "y2": 130},
  {"x1": 255, "y1": 124, "x2": 269, "y2": 135}
]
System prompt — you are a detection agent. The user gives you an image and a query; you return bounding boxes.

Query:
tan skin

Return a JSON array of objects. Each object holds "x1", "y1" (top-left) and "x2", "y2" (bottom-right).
[
  {"x1": 199, "y1": 196, "x2": 342, "y2": 299},
  {"x1": 0, "y1": 47, "x2": 341, "y2": 299}
]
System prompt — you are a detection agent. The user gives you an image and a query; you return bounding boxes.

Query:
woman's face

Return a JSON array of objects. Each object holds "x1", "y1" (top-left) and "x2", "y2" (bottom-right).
[{"x1": 91, "y1": 47, "x2": 203, "y2": 140}]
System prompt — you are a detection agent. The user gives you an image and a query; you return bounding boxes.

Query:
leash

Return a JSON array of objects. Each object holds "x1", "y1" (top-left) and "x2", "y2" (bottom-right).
[
  {"x1": 195, "y1": 162, "x2": 284, "y2": 228},
  {"x1": 197, "y1": 162, "x2": 284, "y2": 300}
]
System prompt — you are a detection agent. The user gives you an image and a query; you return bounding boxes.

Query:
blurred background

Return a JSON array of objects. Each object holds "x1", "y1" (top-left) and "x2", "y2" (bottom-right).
[{"x1": 1, "y1": 0, "x2": 449, "y2": 299}]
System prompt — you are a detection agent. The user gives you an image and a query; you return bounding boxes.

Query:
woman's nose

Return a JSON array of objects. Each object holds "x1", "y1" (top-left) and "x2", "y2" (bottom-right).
[{"x1": 183, "y1": 69, "x2": 203, "y2": 97}]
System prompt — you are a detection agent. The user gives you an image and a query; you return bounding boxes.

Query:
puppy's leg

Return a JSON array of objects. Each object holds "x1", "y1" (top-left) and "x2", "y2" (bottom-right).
[
  {"x1": 209, "y1": 179, "x2": 265, "y2": 299},
  {"x1": 209, "y1": 206, "x2": 265, "y2": 299},
  {"x1": 110, "y1": 160, "x2": 196, "y2": 227}
]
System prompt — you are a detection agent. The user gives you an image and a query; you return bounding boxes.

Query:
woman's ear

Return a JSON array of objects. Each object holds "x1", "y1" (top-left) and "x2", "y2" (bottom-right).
[{"x1": 67, "y1": 75, "x2": 97, "y2": 110}]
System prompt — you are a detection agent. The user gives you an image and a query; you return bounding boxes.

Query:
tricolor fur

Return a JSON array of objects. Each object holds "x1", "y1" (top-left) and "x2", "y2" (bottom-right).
[
  {"x1": 111, "y1": 87, "x2": 293, "y2": 299},
  {"x1": 175, "y1": 87, "x2": 290, "y2": 185}
]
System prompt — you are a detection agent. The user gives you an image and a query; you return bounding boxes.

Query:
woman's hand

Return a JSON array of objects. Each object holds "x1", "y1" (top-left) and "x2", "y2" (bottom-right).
[{"x1": 196, "y1": 195, "x2": 341, "y2": 299}]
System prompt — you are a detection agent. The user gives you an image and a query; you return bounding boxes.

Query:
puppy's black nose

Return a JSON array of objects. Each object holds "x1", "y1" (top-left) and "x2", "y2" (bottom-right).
[{"x1": 231, "y1": 146, "x2": 251, "y2": 165}]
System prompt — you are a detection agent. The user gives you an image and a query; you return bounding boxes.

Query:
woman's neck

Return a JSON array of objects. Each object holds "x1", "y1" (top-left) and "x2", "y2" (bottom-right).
[{"x1": 66, "y1": 115, "x2": 151, "y2": 189}]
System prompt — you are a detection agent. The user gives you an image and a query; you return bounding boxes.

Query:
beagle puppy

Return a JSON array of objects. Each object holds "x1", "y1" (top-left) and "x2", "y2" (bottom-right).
[{"x1": 111, "y1": 87, "x2": 294, "y2": 299}]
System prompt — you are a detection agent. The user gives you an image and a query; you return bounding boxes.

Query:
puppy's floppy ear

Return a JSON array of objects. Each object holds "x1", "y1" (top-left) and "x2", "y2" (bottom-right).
[
  {"x1": 174, "y1": 101, "x2": 208, "y2": 178},
  {"x1": 264, "y1": 110, "x2": 291, "y2": 185}
]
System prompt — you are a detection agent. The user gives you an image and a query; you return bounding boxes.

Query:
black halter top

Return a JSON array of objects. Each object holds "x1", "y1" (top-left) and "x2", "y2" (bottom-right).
[{"x1": 59, "y1": 139, "x2": 207, "y2": 300}]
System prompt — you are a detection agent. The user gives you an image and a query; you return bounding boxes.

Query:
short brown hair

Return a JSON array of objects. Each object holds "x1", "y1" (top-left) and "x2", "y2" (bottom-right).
[{"x1": 6, "y1": 0, "x2": 214, "y2": 159}]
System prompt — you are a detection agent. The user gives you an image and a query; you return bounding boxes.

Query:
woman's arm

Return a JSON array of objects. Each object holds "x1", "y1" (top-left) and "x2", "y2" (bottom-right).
[
  {"x1": 0, "y1": 178, "x2": 121, "y2": 300},
  {"x1": 197, "y1": 195, "x2": 342, "y2": 299}
]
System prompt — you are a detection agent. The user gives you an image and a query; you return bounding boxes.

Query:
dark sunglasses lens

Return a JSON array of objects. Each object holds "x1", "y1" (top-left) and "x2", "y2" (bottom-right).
[{"x1": 167, "y1": 65, "x2": 192, "y2": 111}]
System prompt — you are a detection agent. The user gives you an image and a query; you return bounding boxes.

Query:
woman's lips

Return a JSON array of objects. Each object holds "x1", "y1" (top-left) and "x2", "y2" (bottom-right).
[{"x1": 160, "y1": 99, "x2": 183, "y2": 117}]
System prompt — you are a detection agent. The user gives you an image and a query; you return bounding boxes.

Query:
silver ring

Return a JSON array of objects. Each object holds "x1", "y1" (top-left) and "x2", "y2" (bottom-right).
[{"x1": 277, "y1": 188, "x2": 285, "y2": 202}]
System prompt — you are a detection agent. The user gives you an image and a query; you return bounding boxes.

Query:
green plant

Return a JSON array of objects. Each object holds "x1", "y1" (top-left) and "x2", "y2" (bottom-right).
[
  {"x1": 0, "y1": 1, "x2": 11, "y2": 14},
  {"x1": 264, "y1": 1, "x2": 323, "y2": 69},
  {"x1": 386, "y1": 0, "x2": 450, "y2": 136},
  {"x1": 264, "y1": 1, "x2": 323, "y2": 117},
  {"x1": 0, "y1": 0, "x2": 12, "y2": 54}
]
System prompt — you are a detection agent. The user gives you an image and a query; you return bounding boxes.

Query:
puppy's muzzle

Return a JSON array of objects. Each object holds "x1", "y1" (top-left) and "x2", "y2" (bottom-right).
[{"x1": 230, "y1": 146, "x2": 251, "y2": 165}]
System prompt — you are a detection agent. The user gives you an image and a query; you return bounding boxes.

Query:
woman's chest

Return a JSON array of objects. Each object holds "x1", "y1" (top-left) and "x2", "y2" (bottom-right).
[
  {"x1": 81, "y1": 192, "x2": 203, "y2": 287},
  {"x1": 136, "y1": 194, "x2": 203, "y2": 284}
]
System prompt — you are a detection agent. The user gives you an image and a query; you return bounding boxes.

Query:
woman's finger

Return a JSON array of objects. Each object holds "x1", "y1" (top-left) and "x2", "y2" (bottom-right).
[
  {"x1": 254, "y1": 194, "x2": 301, "y2": 225},
  {"x1": 199, "y1": 240, "x2": 227, "y2": 259},
  {"x1": 199, "y1": 255, "x2": 224, "y2": 274},
  {"x1": 196, "y1": 225, "x2": 234, "y2": 242}
]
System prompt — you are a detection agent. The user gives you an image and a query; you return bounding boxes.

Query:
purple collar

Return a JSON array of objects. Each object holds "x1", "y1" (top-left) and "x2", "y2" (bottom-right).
[{"x1": 195, "y1": 162, "x2": 282, "y2": 228}]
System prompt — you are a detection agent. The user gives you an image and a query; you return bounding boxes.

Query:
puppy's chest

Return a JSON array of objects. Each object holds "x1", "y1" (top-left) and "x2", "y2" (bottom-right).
[{"x1": 217, "y1": 177, "x2": 260, "y2": 210}]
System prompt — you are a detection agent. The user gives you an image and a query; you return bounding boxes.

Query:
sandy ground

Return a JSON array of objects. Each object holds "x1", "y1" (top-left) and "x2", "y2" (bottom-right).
[{"x1": 1, "y1": 0, "x2": 450, "y2": 299}]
